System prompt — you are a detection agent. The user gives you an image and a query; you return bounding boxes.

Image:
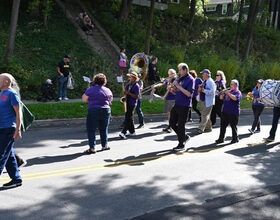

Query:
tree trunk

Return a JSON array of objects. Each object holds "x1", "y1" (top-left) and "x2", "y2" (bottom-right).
[
  {"x1": 201, "y1": 0, "x2": 205, "y2": 15},
  {"x1": 235, "y1": 0, "x2": 244, "y2": 56},
  {"x1": 4, "y1": 0, "x2": 21, "y2": 64},
  {"x1": 243, "y1": 0, "x2": 260, "y2": 61},
  {"x1": 189, "y1": 0, "x2": 196, "y2": 30},
  {"x1": 119, "y1": 0, "x2": 133, "y2": 21},
  {"x1": 144, "y1": 0, "x2": 155, "y2": 55}
]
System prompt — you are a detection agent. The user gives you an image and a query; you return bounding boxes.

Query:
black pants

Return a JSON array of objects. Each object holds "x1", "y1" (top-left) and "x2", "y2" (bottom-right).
[
  {"x1": 251, "y1": 104, "x2": 264, "y2": 131},
  {"x1": 170, "y1": 105, "x2": 190, "y2": 147},
  {"x1": 122, "y1": 104, "x2": 136, "y2": 134},
  {"x1": 188, "y1": 97, "x2": 201, "y2": 120},
  {"x1": 210, "y1": 97, "x2": 223, "y2": 125},
  {"x1": 218, "y1": 112, "x2": 239, "y2": 141}
]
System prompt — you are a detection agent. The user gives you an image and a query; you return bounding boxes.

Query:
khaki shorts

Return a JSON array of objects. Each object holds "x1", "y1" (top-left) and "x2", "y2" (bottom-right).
[{"x1": 164, "y1": 100, "x2": 175, "y2": 113}]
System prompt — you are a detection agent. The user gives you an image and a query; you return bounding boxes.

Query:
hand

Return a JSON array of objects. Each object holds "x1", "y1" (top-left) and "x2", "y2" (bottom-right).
[
  {"x1": 173, "y1": 80, "x2": 179, "y2": 88},
  {"x1": 13, "y1": 130, "x2": 22, "y2": 141},
  {"x1": 124, "y1": 91, "x2": 129, "y2": 95}
]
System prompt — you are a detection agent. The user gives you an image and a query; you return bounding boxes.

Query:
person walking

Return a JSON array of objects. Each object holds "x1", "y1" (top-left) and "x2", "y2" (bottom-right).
[
  {"x1": 135, "y1": 78, "x2": 145, "y2": 129},
  {"x1": 196, "y1": 69, "x2": 216, "y2": 134},
  {"x1": 152, "y1": 69, "x2": 177, "y2": 133},
  {"x1": 119, "y1": 71, "x2": 140, "y2": 139},
  {"x1": 57, "y1": 55, "x2": 71, "y2": 101},
  {"x1": 211, "y1": 70, "x2": 226, "y2": 126},
  {"x1": 188, "y1": 70, "x2": 203, "y2": 122},
  {"x1": 264, "y1": 105, "x2": 280, "y2": 143},
  {"x1": 82, "y1": 73, "x2": 113, "y2": 154},
  {"x1": 248, "y1": 79, "x2": 265, "y2": 134},
  {"x1": 170, "y1": 63, "x2": 195, "y2": 152},
  {"x1": 0, "y1": 73, "x2": 23, "y2": 188},
  {"x1": 216, "y1": 79, "x2": 242, "y2": 144}
]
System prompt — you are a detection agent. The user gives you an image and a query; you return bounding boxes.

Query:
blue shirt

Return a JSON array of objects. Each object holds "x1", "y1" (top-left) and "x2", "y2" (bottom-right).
[
  {"x1": 175, "y1": 74, "x2": 194, "y2": 107},
  {"x1": 252, "y1": 87, "x2": 264, "y2": 106},
  {"x1": 0, "y1": 89, "x2": 20, "y2": 128}
]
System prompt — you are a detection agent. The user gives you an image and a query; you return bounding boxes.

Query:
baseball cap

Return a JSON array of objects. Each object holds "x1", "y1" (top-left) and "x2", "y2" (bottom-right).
[
  {"x1": 200, "y1": 69, "x2": 211, "y2": 75},
  {"x1": 64, "y1": 54, "x2": 71, "y2": 59},
  {"x1": 257, "y1": 79, "x2": 264, "y2": 84}
]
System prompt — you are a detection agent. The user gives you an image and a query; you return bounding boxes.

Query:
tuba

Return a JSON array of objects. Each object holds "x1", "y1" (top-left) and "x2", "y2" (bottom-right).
[{"x1": 130, "y1": 53, "x2": 149, "y2": 81}]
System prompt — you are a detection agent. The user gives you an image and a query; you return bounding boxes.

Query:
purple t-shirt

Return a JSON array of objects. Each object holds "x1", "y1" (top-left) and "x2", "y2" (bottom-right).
[
  {"x1": 164, "y1": 78, "x2": 176, "y2": 100},
  {"x1": 193, "y1": 77, "x2": 203, "y2": 97},
  {"x1": 175, "y1": 74, "x2": 195, "y2": 107},
  {"x1": 222, "y1": 89, "x2": 242, "y2": 115},
  {"x1": 85, "y1": 85, "x2": 113, "y2": 109},
  {"x1": 125, "y1": 82, "x2": 140, "y2": 106}
]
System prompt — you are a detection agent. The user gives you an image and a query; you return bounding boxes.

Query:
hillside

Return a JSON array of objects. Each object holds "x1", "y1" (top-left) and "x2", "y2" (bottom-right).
[{"x1": 0, "y1": 0, "x2": 118, "y2": 100}]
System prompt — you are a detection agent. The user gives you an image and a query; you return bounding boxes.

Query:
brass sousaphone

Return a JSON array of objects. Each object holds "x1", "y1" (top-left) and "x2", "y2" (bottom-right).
[{"x1": 130, "y1": 53, "x2": 149, "y2": 81}]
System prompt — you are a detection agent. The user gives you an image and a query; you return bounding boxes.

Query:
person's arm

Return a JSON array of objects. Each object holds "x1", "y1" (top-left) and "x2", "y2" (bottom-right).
[
  {"x1": 173, "y1": 80, "x2": 192, "y2": 97},
  {"x1": 152, "y1": 82, "x2": 165, "y2": 89},
  {"x1": 57, "y1": 66, "x2": 63, "y2": 77},
  {"x1": 13, "y1": 105, "x2": 22, "y2": 140},
  {"x1": 224, "y1": 90, "x2": 238, "y2": 101},
  {"x1": 203, "y1": 80, "x2": 216, "y2": 96},
  {"x1": 82, "y1": 94, "x2": 89, "y2": 103}
]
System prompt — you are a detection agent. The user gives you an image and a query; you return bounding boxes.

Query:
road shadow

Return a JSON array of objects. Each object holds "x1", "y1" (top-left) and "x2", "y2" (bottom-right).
[
  {"x1": 226, "y1": 142, "x2": 280, "y2": 157},
  {"x1": 104, "y1": 149, "x2": 174, "y2": 167},
  {"x1": 186, "y1": 142, "x2": 228, "y2": 153},
  {"x1": 25, "y1": 152, "x2": 84, "y2": 167}
]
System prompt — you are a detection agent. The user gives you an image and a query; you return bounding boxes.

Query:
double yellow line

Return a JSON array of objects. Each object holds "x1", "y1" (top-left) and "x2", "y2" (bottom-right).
[{"x1": 0, "y1": 146, "x2": 223, "y2": 184}]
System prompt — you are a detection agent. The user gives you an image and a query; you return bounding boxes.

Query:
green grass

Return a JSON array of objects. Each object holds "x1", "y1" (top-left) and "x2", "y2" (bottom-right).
[{"x1": 26, "y1": 96, "x2": 251, "y2": 120}]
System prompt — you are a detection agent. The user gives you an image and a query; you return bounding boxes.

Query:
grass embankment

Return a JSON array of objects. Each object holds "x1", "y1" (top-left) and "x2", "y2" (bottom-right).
[{"x1": 26, "y1": 97, "x2": 251, "y2": 120}]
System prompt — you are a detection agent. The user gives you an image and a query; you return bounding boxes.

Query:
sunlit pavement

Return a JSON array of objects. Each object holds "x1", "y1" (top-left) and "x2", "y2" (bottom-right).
[{"x1": 1, "y1": 109, "x2": 280, "y2": 220}]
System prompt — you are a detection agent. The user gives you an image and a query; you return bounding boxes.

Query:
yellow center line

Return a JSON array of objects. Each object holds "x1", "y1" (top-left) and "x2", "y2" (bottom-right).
[{"x1": 0, "y1": 146, "x2": 224, "y2": 184}]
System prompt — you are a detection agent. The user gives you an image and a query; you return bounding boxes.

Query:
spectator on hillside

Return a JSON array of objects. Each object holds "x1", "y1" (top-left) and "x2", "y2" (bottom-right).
[
  {"x1": 57, "y1": 55, "x2": 71, "y2": 101},
  {"x1": 147, "y1": 57, "x2": 160, "y2": 84},
  {"x1": 119, "y1": 48, "x2": 128, "y2": 76},
  {"x1": 83, "y1": 14, "x2": 94, "y2": 34}
]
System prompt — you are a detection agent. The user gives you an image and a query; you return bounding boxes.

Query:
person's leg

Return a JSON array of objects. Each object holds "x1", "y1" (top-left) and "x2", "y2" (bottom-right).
[
  {"x1": 122, "y1": 105, "x2": 134, "y2": 134},
  {"x1": 62, "y1": 77, "x2": 68, "y2": 99},
  {"x1": 192, "y1": 98, "x2": 201, "y2": 117},
  {"x1": 0, "y1": 128, "x2": 21, "y2": 182},
  {"x1": 210, "y1": 104, "x2": 217, "y2": 125},
  {"x1": 86, "y1": 108, "x2": 98, "y2": 150},
  {"x1": 177, "y1": 106, "x2": 189, "y2": 146},
  {"x1": 255, "y1": 105, "x2": 264, "y2": 130},
  {"x1": 217, "y1": 112, "x2": 229, "y2": 141},
  {"x1": 251, "y1": 105, "x2": 258, "y2": 130},
  {"x1": 58, "y1": 77, "x2": 63, "y2": 99},
  {"x1": 205, "y1": 106, "x2": 213, "y2": 131},
  {"x1": 99, "y1": 108, "x2": 111, "y2": 147},
  {"x1": 269, "y1": 107, "x2": 280, "y2": 139},
  {"x1": 128, "y1": 105, "x2": 136, "y2": 134},
  {"x1": 136, "y1": 99, "x2": 144, "y2": 126},
  {"x1": 229, "y1": 114, "x2": 239, "y2": 141},
  {"x1": 169, "y1": 105, "x2": 178, "y2": 134},
  {"x1": 199, "y1": 101, "x2": 208, "y2": 131}
]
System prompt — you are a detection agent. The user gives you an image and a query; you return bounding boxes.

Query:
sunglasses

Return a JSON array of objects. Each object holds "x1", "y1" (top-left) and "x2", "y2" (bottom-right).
[{"x1": 216, "y1": 74, "x2": 221, "y2": 76}]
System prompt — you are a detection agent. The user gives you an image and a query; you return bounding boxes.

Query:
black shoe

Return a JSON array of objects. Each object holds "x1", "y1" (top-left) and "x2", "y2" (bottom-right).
[
  {"x1": 215, "y1": 139, "x2": 224, "y2": 144},
  {"x1": 185, "y1": 134, "x2": 190, "y2": 143},
  {"x1": 17, "y1": 159, "x2": 27, "y2": 168},
  {"x1": 264, "y1": 137, "x2": 274, "y2": 143},
  {"x1": 230, "y1": 139, "x2": 239, "y2": 144},
  {"x1": 163, "y1": 126, "x2": 172, "y2": 133},
  {"x1": 173, "y1": 146, "x2": 185, "y2": 152},
  {"x1": 3, "y1": 180, "x2": 22, "y2": 189},
  {"x1": 194, "y1": 129, "x2": 203, "y2": 135},
  {"x1": 136, "y1": 124, "x2": 144, "y2": 129}
]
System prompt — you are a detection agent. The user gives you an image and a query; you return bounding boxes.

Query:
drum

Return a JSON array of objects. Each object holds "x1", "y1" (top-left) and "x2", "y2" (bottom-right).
[{"x1": 260, "y1": 80, "x2": 280, "y2": 106}]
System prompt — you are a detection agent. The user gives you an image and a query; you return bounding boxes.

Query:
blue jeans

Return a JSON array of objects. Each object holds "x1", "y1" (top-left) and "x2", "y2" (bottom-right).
[
  {"x1": 0, "y1": 128, "x2": 22, "y2": 182},
  {"x1": 136, "y1": 99, "x2": 144, "y2": 125},
  {"x1": 87, "y1": 108, "x2": 111, "y2": 149},
  {"x1": 269, "y1": 106, "x2": 280, "y2": 139},
  {"x1": 58, "y1": 76, "x2": 68, "y2": 98}
]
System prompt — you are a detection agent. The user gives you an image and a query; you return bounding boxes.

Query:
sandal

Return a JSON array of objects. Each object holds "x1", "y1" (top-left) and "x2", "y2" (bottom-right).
[
  {"x1": 101, "y1": 147, "x2": 110, "y2": 151},
  {"x1": 84, "y1": 149, "x2": 96, "y2": 154}
]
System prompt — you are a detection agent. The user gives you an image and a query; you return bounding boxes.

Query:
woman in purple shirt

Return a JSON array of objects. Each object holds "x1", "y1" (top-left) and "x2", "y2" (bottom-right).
[
  {"x1": 211, "y1": 70, "x2": 226, "y2": 126},
  {"x1": 216, "y1": 79, "x2": 242, "y2": 144},
  {"x1": 82, "y1": 73, "x2": 113, "y2": 154}
]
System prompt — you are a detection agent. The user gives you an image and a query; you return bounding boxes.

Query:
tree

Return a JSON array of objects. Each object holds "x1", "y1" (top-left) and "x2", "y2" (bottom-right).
[
  {"x1": 243, "y1": 0, "x2": 260, "y2": 61},
  {"x1": 119, "y1": 0, "x2": 133, "y2": 21},
  {"x1": 144, "y1": 0, "x2": 155, "y2": 54},
  {"x1": 235, "y1": 0, "x2": 245, "y2": 56},
  {"x1": 4, "y1": 0, "x2": 21, "y2": 64},
  {"x1": 189, "y1": 0, "x2": 196, "y2": 30}
]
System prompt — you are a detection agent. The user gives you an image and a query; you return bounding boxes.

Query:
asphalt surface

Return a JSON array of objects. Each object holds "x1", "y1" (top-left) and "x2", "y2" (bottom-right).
[{"x1": 1, "y1": 108, "x2": 280, "y2": 220}]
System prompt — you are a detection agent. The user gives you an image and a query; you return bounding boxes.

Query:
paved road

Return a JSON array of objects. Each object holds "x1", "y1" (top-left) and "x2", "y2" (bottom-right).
[{"x1": 1, "y1": 110, "x2": 280, "y2": 220}]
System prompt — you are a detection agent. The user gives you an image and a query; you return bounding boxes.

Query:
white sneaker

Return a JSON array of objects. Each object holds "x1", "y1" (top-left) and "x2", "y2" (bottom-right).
[
  {"x1": 119, "y1": 132, "x2": 126, "y2": 139},
  {"x1": 126, "y1": 132, "x2": 136, "y2": 136},
  {"x1": 58, "y1": 97, "x2": 62, "y2": 101},
  {"x1": 63, "y1": 97, "x2": 69, "y2": 100}
]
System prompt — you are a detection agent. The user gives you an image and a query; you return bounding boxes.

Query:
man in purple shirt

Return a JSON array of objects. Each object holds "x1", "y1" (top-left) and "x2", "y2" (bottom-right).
[
  {"x1": 169, "y1": 63, "x2": 195, "y2": 152},
  {"x1": 216, "y1": 79, "x2": 242, "y2": 144},
  {"x1": 119, "y1": 72, "x2": 140, "y2": 139}
]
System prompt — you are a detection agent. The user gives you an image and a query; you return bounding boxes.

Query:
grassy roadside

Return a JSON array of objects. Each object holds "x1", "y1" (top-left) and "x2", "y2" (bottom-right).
[{"x1": 26, "y1": 97, "x2": 252, "y2": 120}]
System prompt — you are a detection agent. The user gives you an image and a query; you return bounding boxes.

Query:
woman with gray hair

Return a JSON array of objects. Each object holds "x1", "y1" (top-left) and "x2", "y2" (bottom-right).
[
  {"x1": 216, "y1": 79, "x2": 242, "y2": 144},
  {"x1": 211, "y1": 70, "x2": 227, "y2": 126},
  {"x1": 0, "y1": 73, "x2": 23, "y2": 188}
]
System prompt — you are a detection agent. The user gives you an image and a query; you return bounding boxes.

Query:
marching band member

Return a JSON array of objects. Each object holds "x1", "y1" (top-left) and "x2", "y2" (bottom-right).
[
  {"x1": 196, "y1": 69, "x2": 216, "y2": 134},
  {"x1": 248, "y1": 79, "x2": 264, "y2": 134},
  {"x1": 152, "y1": 69, "x2": 177, "y2": 133},
  {"x1": 170, "y1": 63, "x2": 194, "y2": 152},
  {"x1": 119, "y1": 71, "x2": 140, "y2": 139},
  {"x1": 216, "y1": 79, "x2": 242, "y2": 144}
]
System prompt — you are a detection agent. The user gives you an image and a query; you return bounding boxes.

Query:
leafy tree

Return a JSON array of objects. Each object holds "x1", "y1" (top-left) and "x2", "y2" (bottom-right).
[
  {"x1": 235, "y1": 0, "x2": 244, "y2": 56},
  {"x1": 4, "y1": 0, "x2": 21, "y2": 64},
  {"x1": 189, "y1": 0, "x2": 196, "y2": 30},
  {"x1": 119, "y1": 0, "x2": 133, "y2": 21},
  {"x1": 144, "y1": 0, "x2": 155, "y2": 54}
]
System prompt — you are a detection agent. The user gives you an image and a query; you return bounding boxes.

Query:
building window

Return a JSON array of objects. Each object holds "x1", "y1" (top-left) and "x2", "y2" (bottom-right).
[
  {"x1": 206, "y1": 6, "x2": 216, "y2": 12},
  {"x1": 170, "y1": 0, "x2": 180, "y2": 4},
  {"x1": 222, "y1": 4, "x2": 228, "y2": 14}
]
